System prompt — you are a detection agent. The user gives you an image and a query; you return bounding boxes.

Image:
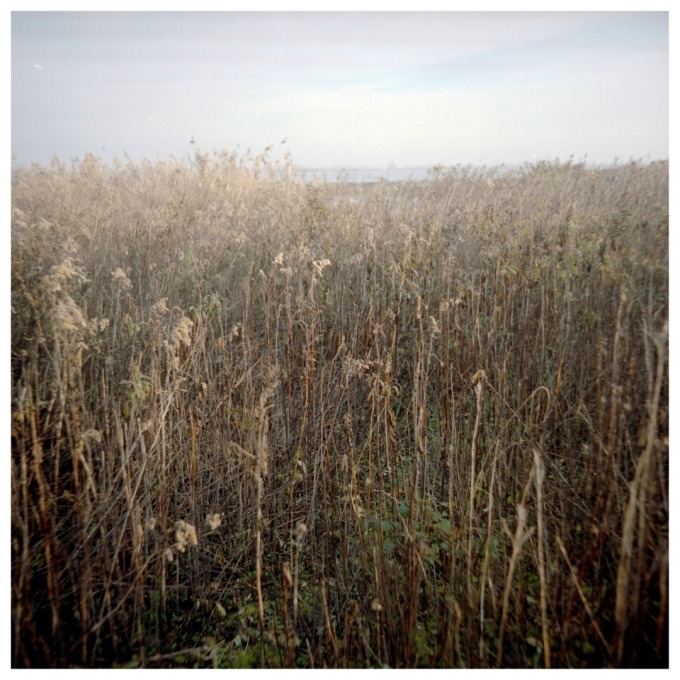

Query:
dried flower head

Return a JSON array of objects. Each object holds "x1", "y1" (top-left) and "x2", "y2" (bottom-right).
[
  {"x1": 54, "y1": 295, "x2": 87, "y2": 334},
  {"x1": 80, "y1": 429, "x2": 102, "y2": 444},
  {"x1": 343, "y1": 355, "x2": 373, "y2": 381},
  {"x1": 472, "y1": 369, "x2": 487, "y2": 386},
  {"x1": 174, "y1": 520, "x2": 198, "y2": 552},
  {"x1": 170, "y1": 315, "x2": 194, "y2": 349},
  {"x1": 206, "y1": 513, "x2": 222, "y2": 531},
  {"x1": 44, "y1": 257, "x2": 89, "y2": 293},
  {"x1": 313, "y1": 258, "x2": 331, "y2": 277},
  {"x1": 151, "y1": 298, "x2": 169, "y2": 317},
  {"x1": 295, "y1": 521, "x2": 308, "y2": 542},
  {"x1": 87, "y1": 317, "x2": 110, "y2": 335},
  {"x1": 111, "y1": 267, "x2": 132, "y2": 292}
]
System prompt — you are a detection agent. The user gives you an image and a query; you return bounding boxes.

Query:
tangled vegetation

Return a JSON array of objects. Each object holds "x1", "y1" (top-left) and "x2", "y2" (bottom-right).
[{"x1": 11, "y1": 150, "x2": 668, "y2": 668}]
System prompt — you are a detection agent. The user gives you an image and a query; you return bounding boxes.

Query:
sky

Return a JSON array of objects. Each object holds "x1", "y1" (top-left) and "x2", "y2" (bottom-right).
[{"x1": 9, "y1": 6, "x2": 669, "y2": 170}]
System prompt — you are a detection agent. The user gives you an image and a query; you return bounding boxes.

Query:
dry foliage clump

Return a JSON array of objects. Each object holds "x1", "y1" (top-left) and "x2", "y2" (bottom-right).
[{"x1": 11, "y1": 150, "x2": 668, "y2": 668}]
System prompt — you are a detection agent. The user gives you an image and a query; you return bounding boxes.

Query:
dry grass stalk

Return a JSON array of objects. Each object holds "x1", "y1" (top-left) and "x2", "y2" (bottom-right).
[
  {"x1": 496, "y1": 501, "x2": 534, "y2": 667},
  {"x1": 614, "y1": 319, "x2": 667, "y2": 664},
  {"x1": 467, "y1": 370, "x2": 486, "y2": 611},
  {"x1": 532, "y1": 448, "x2": 551, "y2": 668}
]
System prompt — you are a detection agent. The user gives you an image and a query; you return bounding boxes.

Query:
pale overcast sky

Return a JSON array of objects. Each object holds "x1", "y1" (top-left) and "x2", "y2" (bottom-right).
[{"x1": 10, "y1": 8, "x2": 669, "y2": 169}]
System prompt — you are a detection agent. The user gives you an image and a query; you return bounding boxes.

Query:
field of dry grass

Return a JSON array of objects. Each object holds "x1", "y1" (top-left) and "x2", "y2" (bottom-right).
[{"x1": 11, "y1": 150, "x2": 668, "y2": 668}]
